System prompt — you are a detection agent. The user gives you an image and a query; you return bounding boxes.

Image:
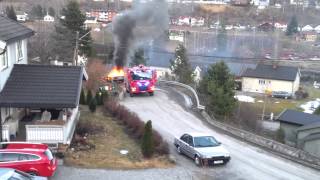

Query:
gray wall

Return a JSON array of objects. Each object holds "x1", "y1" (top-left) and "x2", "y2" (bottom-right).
[
  {"x1": 304, "y1": 139, "x2": 320, "y2": 157},
  {"x1": 280, "y1": 122, "x2": 300, "y2": 147}
]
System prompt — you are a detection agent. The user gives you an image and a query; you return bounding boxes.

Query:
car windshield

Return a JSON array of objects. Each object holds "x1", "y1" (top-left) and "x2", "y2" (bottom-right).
[
  {"x1": 194, "y1": 136, "x2": 220, "y2": 148},
  {"x1": 131, "y1": 71, "x2": 152, "y2": 80},
  {"x1": 44, "y1": 149, "x2": 53, "y2": 161}
]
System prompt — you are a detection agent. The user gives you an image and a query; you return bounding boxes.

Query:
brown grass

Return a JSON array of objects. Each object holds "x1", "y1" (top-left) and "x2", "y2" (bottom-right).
[{"x1": 64, "y1": 107, "x2": 173, "y2": 169}]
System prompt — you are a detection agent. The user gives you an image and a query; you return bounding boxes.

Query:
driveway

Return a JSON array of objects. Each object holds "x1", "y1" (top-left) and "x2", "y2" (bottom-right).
[
  {"x1": 119, "y1": 89, "x2": 320, "y2": 180},
  {"x1": 51, "y1": 89, "x2": 320, "y2": 180}
]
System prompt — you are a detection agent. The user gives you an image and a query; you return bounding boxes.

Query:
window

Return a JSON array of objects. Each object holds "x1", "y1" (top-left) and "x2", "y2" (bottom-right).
[
  {"x1": 0, "y1": 50, "x2": 8, "y2": 70},
  {"x1": 259, "y1": 80, "x2": 266, "y2": 85},
  {"x1": 0, "y1": 153, "x2": 19, "y2": 162},
  {"x1": 17, "y1": 40, "x2": 23, "y2": 61}
]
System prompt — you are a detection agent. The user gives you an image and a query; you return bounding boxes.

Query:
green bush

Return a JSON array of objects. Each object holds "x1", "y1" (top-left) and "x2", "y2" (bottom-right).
[
  {"x1": 141, "y1": 120, "x2": 154, "y2": 158},
  {"x1": 275, "y1": 128, "x2": 285, "y2": 144},
  {"x1": 80, "y1": 88, "x2": 86, "y2": 105},
  {"x1": 89, "y1": 98, "x2": 97, "y2": 112},
  {"x1": 86, "y1": 90, "x2": 93, "y2": 105},
  {"x1": 95, "y1": 91, "x2": 103, "y2": 105}
]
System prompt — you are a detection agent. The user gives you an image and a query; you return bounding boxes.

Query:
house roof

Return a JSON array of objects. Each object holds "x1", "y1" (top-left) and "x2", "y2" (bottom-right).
[
  {"x1": 0, "y1": 15, "x2": 34, "y2": 44},
  {"x1": 277, "y1": 109, "x2": 320, "y2": 126},
  {"x1": 297, "y1": 121, "x2": 320, "y2": 132},
  {"x1": 0, "y1": 64, "x2": 84, "y2": 109},
  {"x1": 242, "y1": 64, "x2": 298, "y2": 81}
]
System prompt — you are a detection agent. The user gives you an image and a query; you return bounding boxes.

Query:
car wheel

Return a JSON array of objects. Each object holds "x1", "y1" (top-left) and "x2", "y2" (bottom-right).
[
  {"x1": 149, "y1": 92, "x2": 154, "y2": 96},
  {"x1": 176, "y1": 146, "x2": 182, "y2": 154},
  {"x1": 130, "y1": 93, "x2": 134, "y2": 97},
  {"x1": 223, "y1": 159, "x2": 230, "y2": 164},
  {"x1": 194, "y1": 155, "x2": 202, "y2": 166},
  {"x1": 28, "y1": 171, "x2": 39, "y2": 176}
]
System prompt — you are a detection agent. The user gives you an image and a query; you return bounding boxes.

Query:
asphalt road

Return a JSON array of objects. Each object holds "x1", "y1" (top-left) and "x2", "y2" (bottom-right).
[{"x1": 120, "y1": 89, "x2": 320, "y2": 180}]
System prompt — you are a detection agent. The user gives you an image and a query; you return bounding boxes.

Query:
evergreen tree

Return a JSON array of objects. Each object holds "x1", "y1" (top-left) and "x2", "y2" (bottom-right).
[
  {"x1": 60, "y1": 1, "x2": 92, "y2": 56},
  {"x1": 130, "y1": 48, "x2": 147, "y2": 66},
  {"x1": 6, "y1": 6, "x2": 17, "y2": 21},
  {"x1": 199, "y1": 61, "x2": 236, "y2": 117},
  {"x1": 52, "y1": 1, "x2": 92, "y2": 61},
  {"x1": 86, "y1": 90, "x2": 93, "y2": 105},
  {"x1": 95, "y1": 91, "x2": 103, "y2": 106},
  {"x1": 286, "y1": 16, "x2": 298, "y2": 36},
  {"x1": 170, "y1": 44, "x2": 194, "y2": 84},
  {"x1": 30, "y1": 5, "x2": 45, "y2": 19},
  {"x1": 89, "y1": 98, "x2": 97, "y2": 113},
  {"x1": 141, "y1": 120, "x2": 154, "y2": 158},
  {"x1": 80, "y1": 88, "x2": 86, "y2": 105},
  {"x1": 314, "y1": 106, "x2": 320, "y2": 115},
  {"x1": 48, "y1": 7, "x2": 55, "y2": 17}
]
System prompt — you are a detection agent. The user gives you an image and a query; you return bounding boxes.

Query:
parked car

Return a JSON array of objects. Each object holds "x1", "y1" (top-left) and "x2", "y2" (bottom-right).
[
  {"x1": 0, "y1": 142, "x2": 57, "y2": 177},
  {"x1": 314, "y1": 81, "x2": 320, "y2": 89},
  {"x1": 0, "y1": 168, "x2": 47, "y2": 180},
  {"x1": 271, "y1": 91, "x2": 292, "y2": 99},
  {"x1": 174, "y1": 133, "x2": 230, "y2": 166}
]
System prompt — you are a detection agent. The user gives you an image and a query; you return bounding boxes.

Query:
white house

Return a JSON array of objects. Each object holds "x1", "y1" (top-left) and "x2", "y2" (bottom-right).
[
  {"x1": 193, "y1": 66, "x2": 202, "y2": 83},
  {"x1": 242, "y1": 64, "x2": 300, "y2": 94},
  {"x1": 43, "y1": 14, "x2": 54, "y2": 22},
  {"x1": 16, "y1": 11, "x2": 28, "y2": 22},
  {"x1": 253, "y1": 0, "x2": 270, "y2": 7},
  {"x1": 0, "y1": 16, "x2": 85, "y2": 147},
  {"x1": 314, "y1": 25, "x2": 320, "y2": 33},
  {"x1": 301, "y1": 25, "x2": 314, "y2": 32},
  {"x1": 0, "y1": 15, "x2": 34, "y2": 140}
]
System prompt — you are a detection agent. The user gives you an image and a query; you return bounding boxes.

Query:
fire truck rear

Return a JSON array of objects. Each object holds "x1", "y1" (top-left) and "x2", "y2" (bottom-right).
[{"x1": 125, "y1": 65, "x2": 157, "y2": 97}]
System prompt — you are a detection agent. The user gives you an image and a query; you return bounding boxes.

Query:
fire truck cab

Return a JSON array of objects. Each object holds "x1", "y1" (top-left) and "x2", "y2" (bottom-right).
[{"x1": 125, "y1": 65, "x2": 157, "y2": 97}]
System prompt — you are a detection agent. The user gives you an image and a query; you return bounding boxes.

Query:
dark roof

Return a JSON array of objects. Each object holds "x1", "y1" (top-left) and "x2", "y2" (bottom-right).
[
  {"x1": 277, "y1": 109, "x2": 320, "y2": 126},
  {"x1": 297, "y1": 121, "x2": 320, "y2": 132},
  {"x1": 0, "y1": 64, "x2": 84, "y2": 108},
  {"x1": 0, "y1": 15, "x2": 34, "y2": 44},
  {"x1": 242, "y1": 64, "x2": 299, "y2": 81}
]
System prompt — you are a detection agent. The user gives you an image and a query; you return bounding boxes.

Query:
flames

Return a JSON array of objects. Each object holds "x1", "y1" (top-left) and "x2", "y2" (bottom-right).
[{"x1": 107, "y1": 66, "x2": 125, "y2": 81}]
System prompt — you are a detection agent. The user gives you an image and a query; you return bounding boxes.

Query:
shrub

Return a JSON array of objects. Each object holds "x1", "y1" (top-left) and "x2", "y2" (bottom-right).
[
  {"x1": 76, "y1": 121, "x2": 104, "y2": 136},
  {"x1": 86, "y1": 90, "x2": 93, "y2": 105},
  {"x1": 141, "y1": 120, "x2": 154, "y2": 158},
  {"x1": 80, "y1": 88, "x2": 86, "y2": 105},
  {"x1": 275, "y1": 128, "x2": 285, "y2": 144},
  {"x1": 104, "y1": 100, "x2": 169, "y2": 155},
  {"x1": 95, "y1": 91, "x2": 103, "y2": 105},
  {"x1": 155, "y1": 141, "x2": 169, "y2": 155},
  {"x1": 89, "y1": 98, "x2": 97, "y2": 112}
]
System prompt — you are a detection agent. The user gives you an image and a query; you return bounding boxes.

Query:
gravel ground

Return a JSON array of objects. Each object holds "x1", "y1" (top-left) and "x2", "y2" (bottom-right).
[{"x1": 51, "y1": 166, "x2": 197, "y2": 180}]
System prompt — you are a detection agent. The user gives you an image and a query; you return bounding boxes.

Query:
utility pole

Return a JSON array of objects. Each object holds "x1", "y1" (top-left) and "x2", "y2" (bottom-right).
[
  {"x1": 73, "y1": 30, "x2": 91, "y2": 66},
  {"x1": 0, "y1": 108, "x2": 2, "y2": 142},
  {"x1": 73, "y1": 31, "x2": 79, "y2": 66}
]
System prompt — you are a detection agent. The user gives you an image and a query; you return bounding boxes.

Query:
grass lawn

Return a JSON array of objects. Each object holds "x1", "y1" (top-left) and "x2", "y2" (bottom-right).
[
  {"x1": 64, "y1": 106, "x2": 173, "y2": 169},
  {"x1": 243, "y1": 85, "x2": 320, "y2": 115}
]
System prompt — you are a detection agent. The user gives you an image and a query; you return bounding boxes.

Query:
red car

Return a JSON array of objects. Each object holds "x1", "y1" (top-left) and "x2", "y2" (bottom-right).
[{"x1": 0, "y1": 142, "x2": 57, "y2": 177}]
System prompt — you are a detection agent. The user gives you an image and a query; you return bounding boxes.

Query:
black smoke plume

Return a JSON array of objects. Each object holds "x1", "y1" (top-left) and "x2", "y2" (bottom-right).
[{"x1": 112, "y1": 0, "x2": 169, "y2": 67}]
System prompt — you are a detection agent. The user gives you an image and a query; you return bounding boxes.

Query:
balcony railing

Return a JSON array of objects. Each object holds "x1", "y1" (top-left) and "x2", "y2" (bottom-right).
[{"x1": 26, "y1": 107, "x2": 80, "y2": 144}]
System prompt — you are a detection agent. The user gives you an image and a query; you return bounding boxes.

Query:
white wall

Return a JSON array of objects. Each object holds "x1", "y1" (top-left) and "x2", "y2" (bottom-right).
[
  {"x1": 0, "y1": 39, "x2": 28, "y2": 91},
  {"x1": 242, "y1": 77, "x2": 296, "y2": 94}
]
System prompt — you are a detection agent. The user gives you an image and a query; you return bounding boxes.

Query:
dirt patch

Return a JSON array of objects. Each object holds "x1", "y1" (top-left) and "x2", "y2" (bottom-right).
[{"x1": 64, "y1": 106, "x2": 173, "y2": 169}]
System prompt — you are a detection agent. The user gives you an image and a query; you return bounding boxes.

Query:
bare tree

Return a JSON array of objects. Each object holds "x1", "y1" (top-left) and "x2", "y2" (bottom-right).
[{"x1": 28, "y1": 22, "x2": 55, "y2": 64}]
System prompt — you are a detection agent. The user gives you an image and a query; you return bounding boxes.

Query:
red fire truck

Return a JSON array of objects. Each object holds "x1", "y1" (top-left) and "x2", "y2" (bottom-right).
[{"x1": 125, "y1": 65, "x2": 157, "y2": 97}]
